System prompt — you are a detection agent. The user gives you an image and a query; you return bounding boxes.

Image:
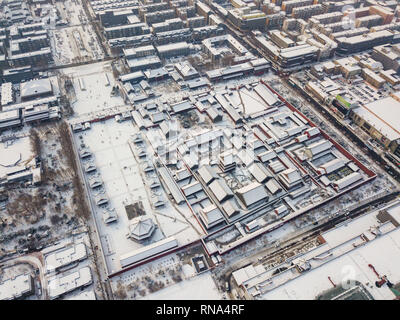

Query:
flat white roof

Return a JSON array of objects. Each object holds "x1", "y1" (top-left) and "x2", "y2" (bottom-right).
[
  {"x1": 45, "y1": 242, "x2": 87, "y2": 273},
  {"x1": 354, "y1": 94, "x2": 400, "y2": 141},
  {"x1": 1, "y1": 82, "x2": 13, "y2": 106},
  {"x1": 157, "y1": 41, "x2": 189, "y2": 54},
  {"x1": 48, "y1": 266, "x2": 92, "y2": 299},
  {"x1": 0, "y1": 274, "x2": 32, "y2": 300}
]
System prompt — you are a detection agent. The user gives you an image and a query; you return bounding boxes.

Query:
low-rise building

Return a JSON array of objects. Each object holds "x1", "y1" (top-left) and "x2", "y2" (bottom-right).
[
  {"x1": 156, "y1": 41, "x2": 190, "y2": 58},
  {"x1": 0, "y1": 274, "x2": 34, "y2": 300}
]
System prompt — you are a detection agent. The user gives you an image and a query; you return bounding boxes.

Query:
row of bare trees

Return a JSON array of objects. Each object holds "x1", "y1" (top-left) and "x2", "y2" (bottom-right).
[{"x1": 58, "y1": 122, "x2": 90, "y2": 219}]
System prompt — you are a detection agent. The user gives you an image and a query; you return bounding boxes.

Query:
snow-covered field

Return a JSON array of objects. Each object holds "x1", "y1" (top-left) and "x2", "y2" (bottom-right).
[
  {"x1": 63, "y1": 62, "x2": 122, "y2": 117},
  {"x1": 140, "y1": 271, "x2": 222, "y2": 300},
  {"x1": 73, "y1": 119, "x2": 203, "y2": 273}
]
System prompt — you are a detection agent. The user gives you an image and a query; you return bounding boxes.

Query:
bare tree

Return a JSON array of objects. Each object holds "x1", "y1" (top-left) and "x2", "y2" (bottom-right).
[{"x1": 29, "y1": 129, "x2": 41, "y2": 157}]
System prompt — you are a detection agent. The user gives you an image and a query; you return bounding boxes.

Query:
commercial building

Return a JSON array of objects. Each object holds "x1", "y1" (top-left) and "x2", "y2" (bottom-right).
[
  {"x1": 119, "y1": 71, "x2": 146, "y2": 84},
  {"x1": 228, "y1": 7, "x2": 267, "y2": 31},
  {"x1": 336, "y1": 30, "x2": 395, "y2": 55},
  {"x1": 362, "y1": 68, "x2": 385, "y2": 88},
  {"x1": 65, "y1": 290, "x2": 96, "y2": 300},
  {"x1": 255, "y1": 34, "x2": 319, "y2": 68},
  {"x1": 0, "y1": 109, "x2": 21, "y2": 130},
  {"x1": 233, "y1": 201, "x2": 400, "y2": 300},
  {"x1": 350, "y1": 94, "x2": 400, "y2": 155},
  {"x1": 20, "y1": 78, "x2": 53, "y2": 101},
  {"x1": 379, "y1": 69, "x2": 400, "y2": 86},
  {"x1": 269, "y1": 30, "x2": 295, "y2": 48},
  {"x1": 126, "y1": 56, "x2": 161, "y2": 72},
  {"x1": 334, "y1": 57, "x2": 362, "y2": 78},
  {"x1": 205, "y1": 61, "x2": 254, "y2": 82}
]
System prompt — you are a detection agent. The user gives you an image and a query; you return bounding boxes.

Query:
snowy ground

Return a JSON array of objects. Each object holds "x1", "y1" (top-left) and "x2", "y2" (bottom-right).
[
  {"x1": 139, "y1": 271, "x2": 222, "y2": 300},
  {"x1": 109, "y1": 244, "x2": 216, "y2": 299},
  {"x1": 66, "y1": 62, "x2": 204, "y2": 274},
  {"x1": 63, "y1": 62, "x2": 123, "y2": 117},
  {"x1": 73, "y1": 119, "x2": 203, "y2": 273}
]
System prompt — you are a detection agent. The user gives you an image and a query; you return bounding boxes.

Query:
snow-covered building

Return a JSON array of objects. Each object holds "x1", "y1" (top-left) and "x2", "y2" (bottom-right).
[
  {"x1": 209, "y1": 178, "x2": 234, "y2": 203},
  {"x1": 317, "y1": 158, "x2": 346, "y2": 175},
  {"x1": 127, "y1": 216, "x2": 156, "y2": 242},
  {"x1": 197, "y1": 164, "x2": 219, "y2": 185},
  {"x1": 265, "y1": 179, "x2": 282, "y2": 195},
  {"x1": 248, "y1": 162, "x2": 270, "y2": 183},
  {"x1": 274, "y1": 204, "x2": 288, "y2": 216},
  {"x1": 182, "y1": 181, "x2": 203, "y2": 197},
  {"x1": 119, "y1": 237, "x2": 178, "y2": 268},
  {"x1": 45, "y1": 243, "x2": 87, "y2": 273},
  {"x1": 221, "y1": 198, "x2": 241, "y2": 218},
  {"x1": 0, "y1": 274, "x2": 34, "y2": 300},
  {"x1": 304, "y1": 139, "x2": 332, "y2": 158},
  {"x1": 236, "y1": 182, "x2": 269, "y2": 208},
  {"x1": 48, "y1": 267, "x2": 93, "y2": 300},
  {"x1": 278, "y1": 168, "x2": 302, "y2": 189},
  {"x1": 199, "y1": 204, "x2": 224, "y2": 229},
  {"x1": 103, "y1": 209, "x2": 118, "y2": 224},
  {"x1": 332, "y1": 172, "x2": 362, "y2": 191}
]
